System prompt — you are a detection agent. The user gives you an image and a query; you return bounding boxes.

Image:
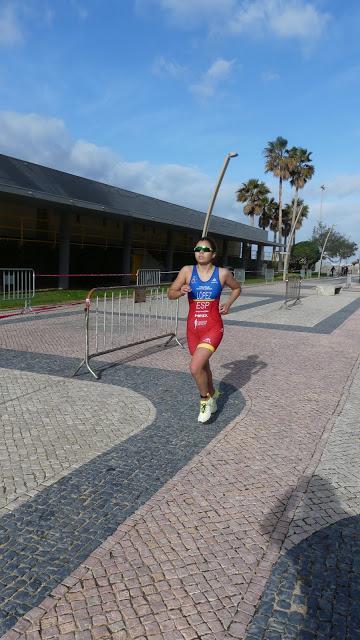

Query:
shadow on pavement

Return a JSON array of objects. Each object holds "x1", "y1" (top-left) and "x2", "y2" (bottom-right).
[
  {"x1": 221, "y1": 354, "x2": 268, "y2": 389},
  {"x1": 0, "y1": 358, "x2": 245, "y2": 636},
  {"x1": 245, "y1": 475, "x2": 359, "y2": 640}
]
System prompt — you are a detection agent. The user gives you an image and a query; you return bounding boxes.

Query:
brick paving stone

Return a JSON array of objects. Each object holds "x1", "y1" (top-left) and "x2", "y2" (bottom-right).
[
  {"x1": 0, "y1": 369, "x2": 155, "y2": 516},
  {"x1": 243, "y1": 340, "x2": 360, "y2": 639}
]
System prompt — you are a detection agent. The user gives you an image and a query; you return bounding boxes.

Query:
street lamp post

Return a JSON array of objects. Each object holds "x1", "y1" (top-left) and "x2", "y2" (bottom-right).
[
  {"x1": 318, "y1": 225, "x2": 334, "y2": 278},
  {"x1": 319, "y1": 184, "x2": 325, "y2": 223},
  {"x1": 202, "y1": 152, "x2": 238, "y2": 237}
]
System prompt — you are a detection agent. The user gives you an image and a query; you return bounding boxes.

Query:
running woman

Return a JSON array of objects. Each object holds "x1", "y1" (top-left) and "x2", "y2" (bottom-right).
[{"x1": 168, "y1": 237, "x2": 241, "y2": 423}]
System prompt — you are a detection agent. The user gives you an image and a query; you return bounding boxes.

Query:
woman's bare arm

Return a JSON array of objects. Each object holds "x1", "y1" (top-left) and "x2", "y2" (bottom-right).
[
  {"x1": 219, "y1": 268, "x2": 241, "y2": 315},
  {"x1": 167, "y1": 266, "x2": 192, "y2": 300}
]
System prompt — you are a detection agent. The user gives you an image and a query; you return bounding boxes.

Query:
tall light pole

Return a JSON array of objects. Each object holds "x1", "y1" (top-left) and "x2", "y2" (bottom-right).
[
  {"x1": 319, "y1": 185, "x2": 325, "y2": 224},
  {"x1": 202, "y1": 152, "x2": 238, "y2": 237},
  {"x1": 318, "y1": 224, "x2": 334, "y2": 278}
]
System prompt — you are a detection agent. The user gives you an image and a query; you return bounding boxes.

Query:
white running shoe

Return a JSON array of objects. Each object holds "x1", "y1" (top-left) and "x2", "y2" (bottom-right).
[
  {"x1": 208, "y1": 395, "x2": 217, "y2": 414},
  {"x1": 209, "y1": 389, "x2": 221, "y2": 414},
  {"x1": 198, "y1": 397, "x2": 212, "y2": 423}
]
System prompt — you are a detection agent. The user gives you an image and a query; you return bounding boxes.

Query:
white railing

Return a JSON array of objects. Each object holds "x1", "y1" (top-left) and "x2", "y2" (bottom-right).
[
  {"x1": 1, "y1": 268, "x2": 35, "y2": 309},
  {"x1": 283, "y1": 277, "x2": 302, "y2": 308},
  {"x1": 234, "y1": 268, "x2": 246, "y2": 284},
  {"x1": 136, "y1": 269, "x2": 161, "y2": 286}
]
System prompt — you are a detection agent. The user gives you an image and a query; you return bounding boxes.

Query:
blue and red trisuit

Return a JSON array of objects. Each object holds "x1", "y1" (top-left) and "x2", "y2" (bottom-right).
[{"x1": 187, "y1": 265, "x2": 224, "y2": 355}]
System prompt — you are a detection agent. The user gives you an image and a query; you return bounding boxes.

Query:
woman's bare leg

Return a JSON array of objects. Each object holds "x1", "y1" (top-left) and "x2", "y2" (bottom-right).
[{"x1": 189, "y1": 347, "x2": 215, "y2": 396}]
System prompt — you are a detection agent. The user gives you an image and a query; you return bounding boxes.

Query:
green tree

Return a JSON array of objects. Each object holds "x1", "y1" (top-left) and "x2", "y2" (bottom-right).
[
  {"x1": 281, "y1": 204, "x2": 292, "y2": 246},
  {"x1": 312, "y1": 222, "x2": 358, "y2": 266},
  {"x1": 292, "y1": 198, "x2": 309, "y2": 245},
  {"x1": 264, "y1": 136, "x2": 291, "y2": 252},
  {"x1": 312, "y1": 222, "x2": 332, "y2": 250},
  {"x1": 283, "y1": 197, "x2": 309, "y2": 249},
  {"x1": 288, "y1": 147, "x2": 314, "y2": 198},
  {"x1": 236, "y1": 179, "x2": 270, "y2": 226},
  {"x1": 327, "y1": 234, "x2": 358, "y2": 261},
  {"x1": 258, "y1": 196, "x2": 278, "y2": 231},
  {"x1": 283, "y1": 147, "x2": 314, "y2": 279},
  {"x1": 290, "y1": 241, "x2": 320, "y2": 270}
]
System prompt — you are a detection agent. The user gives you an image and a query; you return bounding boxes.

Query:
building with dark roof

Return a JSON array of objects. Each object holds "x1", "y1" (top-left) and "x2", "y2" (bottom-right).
[{"x1": 0, "y1": 153, "x2": 275, "y2": 288}]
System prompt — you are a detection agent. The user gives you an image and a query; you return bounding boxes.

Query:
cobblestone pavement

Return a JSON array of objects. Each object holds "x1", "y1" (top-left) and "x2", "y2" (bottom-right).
[
  {"x1": 0, "y1": 281, "x2": 359, "y2": 640},
  {"x1": 0, "y1": 370, "x2": 156, "y2": 515},
  {"x1": 244, "y1": 361, "x2": 360, "y2": 640}
]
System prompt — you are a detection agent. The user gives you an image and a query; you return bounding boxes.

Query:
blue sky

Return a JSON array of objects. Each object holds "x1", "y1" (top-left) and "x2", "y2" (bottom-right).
[{"x1": 0, "y1": 0, "x2": 360, "y2": 256}]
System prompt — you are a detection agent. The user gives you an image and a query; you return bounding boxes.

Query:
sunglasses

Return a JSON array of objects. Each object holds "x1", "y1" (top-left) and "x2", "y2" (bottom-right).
[{"x1": 194, "y1": 246, "x2": 213, "y2": 253}]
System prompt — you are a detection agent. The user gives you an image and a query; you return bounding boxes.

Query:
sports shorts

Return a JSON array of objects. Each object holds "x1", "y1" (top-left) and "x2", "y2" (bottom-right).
[{"x1": 187, "y1": 323, "x2": 224, "y2": 355}]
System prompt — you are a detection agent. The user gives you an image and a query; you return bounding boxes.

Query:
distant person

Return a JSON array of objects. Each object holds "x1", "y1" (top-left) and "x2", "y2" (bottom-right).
[
  {"x1": 330, "y1": 266, "x2": 335, "y2": 277},
  {"x1": 344, "y1": 265, "x2": 349, "y2": 276}
]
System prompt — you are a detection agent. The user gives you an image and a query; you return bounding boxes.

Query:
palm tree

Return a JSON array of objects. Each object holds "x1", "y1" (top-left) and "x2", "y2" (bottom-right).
[
  {"x1": 258, "y1": 197, "x2": 279, "y2": 258},
  {"x1": 258, "y1": 197, "x2": 278, "y2": 230},
  {"x1": 264, "y1": 136, "x2": 291, "y2": 256},
  {"x1": 292, "y1": 198, "x2": 309, "y2": 245},
  {"x1": 283, "y1": 147, "x2": 314, "y2": 278},
  {"x1": 288, "y1": 147, "x2": 314, "y2": 215},
  {"x1": 265, "y1": 199, "x2": 280, "y2": 260},
  {"x1": 282, "y1": 204, "x2": 292, "y2": 248},
  {"x1": 236, "y1": 179, "x2": 270, "y2": 226}
]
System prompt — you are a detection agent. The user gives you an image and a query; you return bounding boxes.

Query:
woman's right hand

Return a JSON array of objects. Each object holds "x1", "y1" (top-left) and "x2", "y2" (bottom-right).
[{"x1": 180, "y1": 284, "x2": 191, "y2": 296}]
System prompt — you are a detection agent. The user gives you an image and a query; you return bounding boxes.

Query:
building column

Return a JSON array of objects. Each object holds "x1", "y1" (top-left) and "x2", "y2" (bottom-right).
[
  {"x1": 122, "y1": 222, "x2": 133, "y2": 285},
  {"x1": 242, "y1": 242, "x2": 251, "y2": 268},
  {"x1": 165, "y1": 229, "x2": 175, "y2": 274},
  {"x1": 58, "y1": 212, "x2": 70, "y2": 289},
  {"x1": 256, "y1": 244, "x2": 264, "y2": 274},
  {"x1": 222, "y1": 238, "x2": 229, "y2": 266}
]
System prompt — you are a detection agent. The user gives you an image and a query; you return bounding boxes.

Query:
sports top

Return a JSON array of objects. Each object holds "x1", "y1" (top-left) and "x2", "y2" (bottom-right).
[
  {"x1": 188, "y1": 265, "x2": 222, "y2": 302},
  {"x1": 187, "y1": 265, "x2": 224, "y2": 354}
]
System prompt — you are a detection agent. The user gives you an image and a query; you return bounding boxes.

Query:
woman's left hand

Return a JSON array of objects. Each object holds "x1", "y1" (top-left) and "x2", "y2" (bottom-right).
[{"x1": 219, "y1": 302, "x2": 231, "y2": 315}]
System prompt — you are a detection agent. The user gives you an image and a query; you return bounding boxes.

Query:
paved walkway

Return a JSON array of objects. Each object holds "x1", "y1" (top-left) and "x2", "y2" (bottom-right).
[{"x1": 0, "y1": 281, "x2": 359, "y2": 640}]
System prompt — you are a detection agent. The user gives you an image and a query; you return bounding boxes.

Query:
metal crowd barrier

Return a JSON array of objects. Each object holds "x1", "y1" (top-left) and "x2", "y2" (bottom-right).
[
  {"x1": 344, "y1": 273, "x2": 352, "y2": 288},
  {"x1": 73, "y1": 284, "x2": 182, "y2": 379},
  {"x1": 234, "y1": 268, "x2": 246, "y2": 284},
  {"x1": 160, "y1": 270, "x2": 179, "y2": 283},
  {"x1": 136, "y1": 269, "x2": 161, "y2": 286},
  {"x1": 1, "y1": 268, "x2": 35, "y2": 310},
  {"x1": 346, "y1": 273, "x2": 360, "y2": 289},
  {"x1": 264, "y1": 268, "x2": 274, "y2": 284},
  {"x1": 299, "y1": 268, "x2": 312, "y2": 279},
  {"x1": 283, "y1": 277, "x2": 302, "y2": 308}
]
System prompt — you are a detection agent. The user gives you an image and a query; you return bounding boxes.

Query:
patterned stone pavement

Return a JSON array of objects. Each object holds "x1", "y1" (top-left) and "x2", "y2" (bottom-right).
[
  {"x1": 244, "y1": 362, "x2": 360, "y2": 640},
  {"x1": 0, "y1": 281, "x2": 359, "y2": 640}
]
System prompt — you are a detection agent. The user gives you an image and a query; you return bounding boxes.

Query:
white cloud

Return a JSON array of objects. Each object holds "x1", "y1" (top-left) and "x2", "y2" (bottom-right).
[
  {"x1": 327, "y1": 175, "x2": 360, "y2": 198},
  {"x1": 0, "y1": 112, "x2": 71, "y2": 165},
  {"x1": 140, "y1": 0, "x2": 236, "y2": 27},
  {"x1": 0, "y1": 110, "x2": 243, "y2": 220},
  {"x1": 191, "y1": 58, "x2": 236, "y2": 98},
  {"x1": 4, "y1": 110, "x2": 357, "y2": 249},
  {"x1": 261, "y1": 70, "x2": 280, "y2": 81},
  {"x1": 292, "y1": 180, "x2": 360, "y2": 253},
  {"x1": 150, "y1": 0, "x2": 330, "y2": 43},
  {"x1": 230, "y1": 0, "x2": 330, "y2": 41},
  {"x1": 268, "y1": 1, "x2": 329, "y2": 40},
  {"x1": 0, "y1": 4, "x2": 23, "y2": 46},
  {"x1": 151, "y1": 55, "x2": 186, "y2": 77},
  {"x1": 298, "y1": 198, "x2": 360, "y2": 252}
]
